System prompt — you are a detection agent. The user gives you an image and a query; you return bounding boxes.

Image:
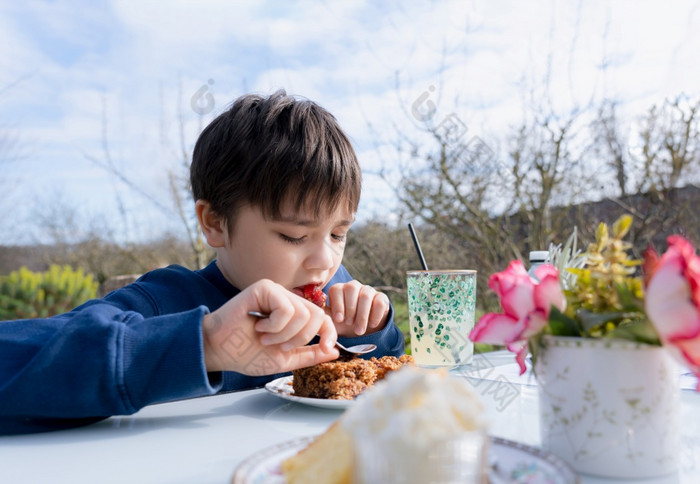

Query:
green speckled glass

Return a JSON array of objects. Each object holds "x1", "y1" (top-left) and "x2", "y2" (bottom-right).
[{"x1": 407, "y1": 270, "x2": 477, "y2": 367}]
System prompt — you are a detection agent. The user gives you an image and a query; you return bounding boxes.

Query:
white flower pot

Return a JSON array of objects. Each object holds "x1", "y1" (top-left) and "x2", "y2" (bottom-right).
[{"x1": 535, "y1": 335, "x2": 679, "y2": 479}]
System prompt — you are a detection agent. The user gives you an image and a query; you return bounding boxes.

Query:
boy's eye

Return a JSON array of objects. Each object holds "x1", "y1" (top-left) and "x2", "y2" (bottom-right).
[
  {"x1": 331, "y1": 233, "x2": 347, "y2": 242},
  {"x1": 279, "y1": 233, "x2": 305, "y2": 245}
]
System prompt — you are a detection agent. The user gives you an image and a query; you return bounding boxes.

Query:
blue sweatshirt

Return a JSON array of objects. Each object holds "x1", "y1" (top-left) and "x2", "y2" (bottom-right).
[{"x1": 0, "y1": 261, "x2": 405, "y2": 434}]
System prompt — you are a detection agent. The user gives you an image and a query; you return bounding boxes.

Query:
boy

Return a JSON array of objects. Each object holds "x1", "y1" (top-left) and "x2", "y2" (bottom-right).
[{"x1": 0, "y1": 90, "x2": 405, "y2": 434}]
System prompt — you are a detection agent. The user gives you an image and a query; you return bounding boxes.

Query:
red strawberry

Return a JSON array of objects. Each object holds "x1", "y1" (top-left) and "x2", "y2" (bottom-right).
[{"x1": 301, "y1": 284, "x2": 327, "y2": 308}]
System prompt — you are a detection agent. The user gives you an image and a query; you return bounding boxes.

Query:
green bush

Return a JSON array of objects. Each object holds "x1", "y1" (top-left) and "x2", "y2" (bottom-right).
[
  {"x1": 392, "y1": 298, "x2": 411, "y2": 350},
  {"x1": 0, "y1": 265, "x2": 98, "y2": 320}
]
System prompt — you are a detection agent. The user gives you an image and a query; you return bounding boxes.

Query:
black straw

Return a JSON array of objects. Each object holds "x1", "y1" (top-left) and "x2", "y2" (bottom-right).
[{"x1": 408, "y1": 223, "x2": 429, "y2": 271}]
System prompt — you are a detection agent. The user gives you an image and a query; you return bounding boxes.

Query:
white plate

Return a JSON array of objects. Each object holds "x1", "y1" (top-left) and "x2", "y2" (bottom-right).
[
  {"x1": 264, "y1": 376, "x2": 355, "y2": 410},
  {"x1": 231, "y1": 435, "x2": 580, "y2": 484}
]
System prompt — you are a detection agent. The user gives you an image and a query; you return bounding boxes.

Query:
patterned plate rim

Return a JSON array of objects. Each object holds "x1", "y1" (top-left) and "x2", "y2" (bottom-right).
[
  {"x1": 490, "y1": 436, "x2": 580, "y2": 483},
  {"x1": 231, "y1": 435, "x2": 580, "y2": 483},
  {"x1": 264, "y1": 376, "x2": 355, "y2": 409},
  {"x1": 231, "y1": 436, "x2": 313, "y2": 484}
]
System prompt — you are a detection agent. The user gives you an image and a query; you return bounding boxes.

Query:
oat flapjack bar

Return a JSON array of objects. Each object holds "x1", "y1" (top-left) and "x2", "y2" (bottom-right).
[{"x1": 291, "y1": 354, "x2": 413, "y2": 400}]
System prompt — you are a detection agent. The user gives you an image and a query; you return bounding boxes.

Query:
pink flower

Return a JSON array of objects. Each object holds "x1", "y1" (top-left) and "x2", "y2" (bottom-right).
[
  {"x1": 469, "y1": 260, "x2": 567, "y2": 374},
  {"x1": 645, "y1": 235, "x2": 700, "y2": 389}
]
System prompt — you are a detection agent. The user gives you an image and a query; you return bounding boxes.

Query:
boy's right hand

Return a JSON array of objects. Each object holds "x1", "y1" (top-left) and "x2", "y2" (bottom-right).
[{"x1": 201, "y1": 279, "x2": 339, "y2": 375}]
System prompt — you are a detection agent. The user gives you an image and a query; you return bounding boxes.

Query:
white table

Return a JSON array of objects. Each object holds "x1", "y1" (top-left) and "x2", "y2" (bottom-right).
[{"x1": 1, "y1": 352, "x2": 699, "y2": 483}]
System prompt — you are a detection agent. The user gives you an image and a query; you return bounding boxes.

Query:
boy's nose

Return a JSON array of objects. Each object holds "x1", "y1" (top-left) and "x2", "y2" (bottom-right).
[{"x1": 305, "y1": 239, "x2": 337, "y2": 270}]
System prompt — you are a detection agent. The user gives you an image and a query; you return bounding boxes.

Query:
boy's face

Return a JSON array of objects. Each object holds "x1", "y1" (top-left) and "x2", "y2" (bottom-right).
[{"x1": 214, "y1": 201, "x2": 355, "y2": 294}]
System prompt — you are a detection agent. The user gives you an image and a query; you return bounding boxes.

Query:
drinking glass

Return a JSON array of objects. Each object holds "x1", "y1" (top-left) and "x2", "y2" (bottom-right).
[{"x1": 407, "y1": 270, "x2": 477, "y2": 368}]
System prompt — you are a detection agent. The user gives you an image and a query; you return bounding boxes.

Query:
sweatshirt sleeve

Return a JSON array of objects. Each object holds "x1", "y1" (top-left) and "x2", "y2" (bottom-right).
[{"x1": 0, "y1": 301, "x2": 221, "y2": 431}]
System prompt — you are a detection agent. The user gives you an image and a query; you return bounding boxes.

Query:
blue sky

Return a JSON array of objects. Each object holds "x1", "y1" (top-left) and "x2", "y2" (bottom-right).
[{"x1": 1, "y1": 0, "x2": 699, "y2": 244}]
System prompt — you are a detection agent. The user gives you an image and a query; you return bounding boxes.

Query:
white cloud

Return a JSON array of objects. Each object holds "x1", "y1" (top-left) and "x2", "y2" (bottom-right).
[{"x1": 1, "y1": 0, "x2": 699, "y2": 243}]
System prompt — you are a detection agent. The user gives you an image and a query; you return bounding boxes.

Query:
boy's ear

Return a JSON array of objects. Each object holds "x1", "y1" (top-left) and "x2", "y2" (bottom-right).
[{"x1": 195, "y1": 200, "x2": 227, "y2": 248}]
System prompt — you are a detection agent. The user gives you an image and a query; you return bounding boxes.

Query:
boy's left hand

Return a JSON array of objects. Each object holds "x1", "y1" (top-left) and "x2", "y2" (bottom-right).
[{"x1": 327, "y1": 281, "x2": 390, "y2": 337}]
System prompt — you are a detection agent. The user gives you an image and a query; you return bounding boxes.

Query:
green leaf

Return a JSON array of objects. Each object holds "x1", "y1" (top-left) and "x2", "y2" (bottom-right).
[
  {"x1": 577, "y1": 309, "x2": 629, "y2": 334},
  {"x1": 607, "y1": 319, "x2": 661, "y2": 345},
  {"x1": 548, "y1": 306, "x2": 581, "y2": 336},
  {"x1": 613, "y1": 214, "x2": 633, "y2": 239},
  {"x1": 595, "y1": 222, "x2": 608, "y2": 251},
  {"x1": 615, "y1": 283, "x2": 644, "y2": 309},
  {"x1": 528, "y1": 335, "x2": 542, "y2": 374}
]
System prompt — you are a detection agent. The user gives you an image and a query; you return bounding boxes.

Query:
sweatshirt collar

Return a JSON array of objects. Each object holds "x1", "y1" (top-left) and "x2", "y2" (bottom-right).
[{"x1": 198, "y1": 260, "x2": 240, "y2": 300}]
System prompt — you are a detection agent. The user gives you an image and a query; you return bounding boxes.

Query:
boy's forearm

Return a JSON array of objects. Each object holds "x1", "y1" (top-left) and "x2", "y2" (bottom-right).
[{"x1": 0, "y1": 302, "x2": 219, "y2": 427}]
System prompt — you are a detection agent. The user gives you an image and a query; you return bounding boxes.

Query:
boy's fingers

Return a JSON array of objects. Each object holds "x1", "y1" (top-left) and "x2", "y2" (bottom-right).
[
  {"x1": 287, "y1": 344, "x2": 339, "y2": 370},
  {"x1": 278, "y1": 312, "x2": 331, "y2": 351},
  {"x1": 256, "y1": 300, "x2": 336, "y2": 351},
  {"x1": 257, "y1": 305, "x2": 311, "y2": 344},
  {"x1": 246, "y1": 279, "x2": 298, "y2": 327},
  {"x1": 327, "y1": 285, "x2": 346, "y2": 324},
  {"x1": 340, "y1": 281, "x2": 361, "y2": 326},
  {"x1": 368, "y1": 292, "x2": 390, "y2": 328},
  {"x1": 316, "y1": 313, "x2": 339, "y2": 353},
  {"x1": 352, "y1": 285, "x2": 374, "y2": 334}
]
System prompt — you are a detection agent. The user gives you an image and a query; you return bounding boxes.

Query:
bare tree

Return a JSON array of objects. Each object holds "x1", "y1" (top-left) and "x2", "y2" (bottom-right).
[
  {"x1": 0, "y1": 78, "x2": 31, "y2": 243},
  {"x1": 0, "y1": 126, "x2": 21, "y2": 211},
  {"x1": 592, "y1": 99, "x2": 629, "y2": 197},
  {"x1": 509, "y1": 109, "x2": 598, "y2": 249},
  {"x1": 388, "y1": 101, "x2": 595, "y2": 285},
  {"x1": 83, "y1": 86, "x2": 214, "y2": 270},
  {"x1": 162, "y1": 81, "x2": 212, "y2": 270},
  {"x1": 634, "y1": 94, "x2": 700, "y2": 193},
  {"x1": 26, "y1": 189, "x2": 191, "y2": 283}
]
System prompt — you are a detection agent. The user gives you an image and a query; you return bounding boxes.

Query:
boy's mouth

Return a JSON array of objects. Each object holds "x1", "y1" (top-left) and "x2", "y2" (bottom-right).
[
  {"x1": 292, "y1": 282, "x2": 322, "y2": 294},
  {"x1": 293, "y1": 283, "x2": 327, "y2": 308}
]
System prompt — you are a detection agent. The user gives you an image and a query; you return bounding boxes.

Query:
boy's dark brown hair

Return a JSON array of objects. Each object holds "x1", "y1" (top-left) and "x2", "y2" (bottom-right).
[{"x1": 190, "y1": 90, "x2": 361, "y2": 231}]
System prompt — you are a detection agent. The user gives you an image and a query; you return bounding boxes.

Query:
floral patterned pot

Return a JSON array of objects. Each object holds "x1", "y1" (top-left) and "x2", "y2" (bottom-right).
[{"x1": 535, "y1": 335, "x2": 679, "y2": 479}]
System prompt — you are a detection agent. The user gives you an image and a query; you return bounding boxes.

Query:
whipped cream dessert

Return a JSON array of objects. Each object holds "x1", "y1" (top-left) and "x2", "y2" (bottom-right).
[
  {"x1": 345, "y1": 367, "x2": 488, "y2": 483},
  {"x1": 343, "y1": 365, "x2": 486, "y2": 439},
  {"x1": 282, "y1": 366, "x2": 488, "y2": 484}
]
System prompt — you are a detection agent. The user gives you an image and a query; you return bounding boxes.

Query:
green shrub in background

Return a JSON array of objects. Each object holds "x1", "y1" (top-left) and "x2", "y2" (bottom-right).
[{"x1": 0, "y1": 265, "x2": 98, "y2": 320}]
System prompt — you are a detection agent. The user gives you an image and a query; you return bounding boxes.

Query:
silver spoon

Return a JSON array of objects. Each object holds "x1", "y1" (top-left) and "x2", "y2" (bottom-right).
[{"x1": 247, "y1": 310, "x2": 377, "y2": 355}]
